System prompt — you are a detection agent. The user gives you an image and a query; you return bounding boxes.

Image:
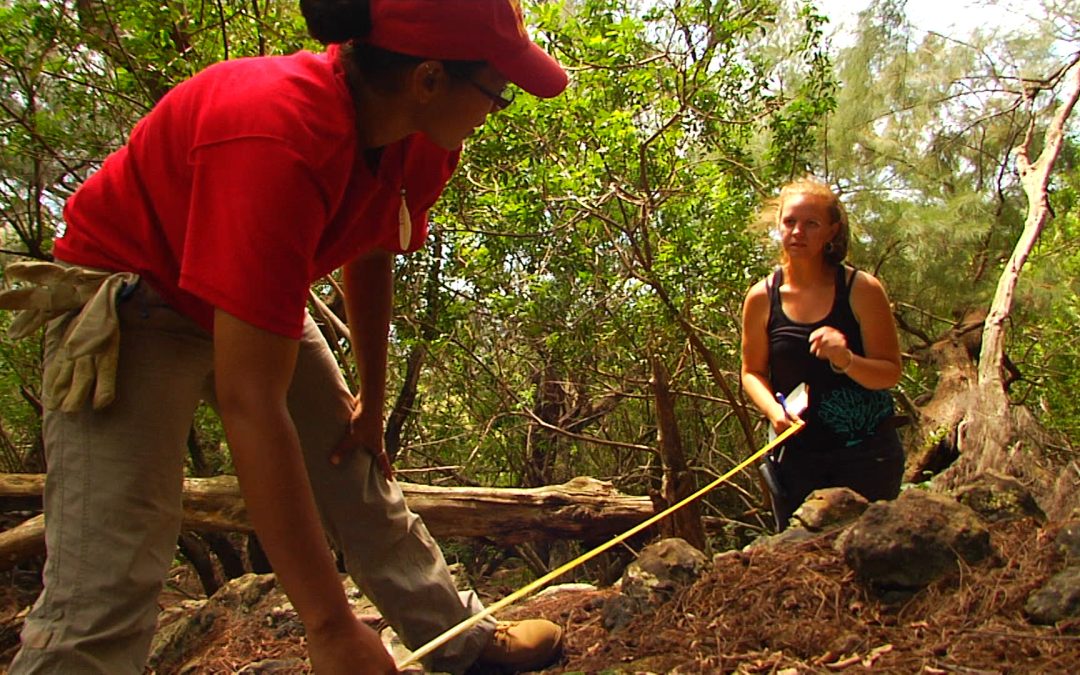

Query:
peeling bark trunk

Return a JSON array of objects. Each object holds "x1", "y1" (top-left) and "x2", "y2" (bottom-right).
[
  {"x1": 521, "y1": 365, "x2": 624, "y2": 489},
  {"x1": 909, "y1": 314, "x2": 1074, "y2": 520},
  {"x1": 905, "y1": 311, "x2": 984, "y2": 482},
  {"x1": 928, "y1": 57, "x2": 1080, "y2": 520}
]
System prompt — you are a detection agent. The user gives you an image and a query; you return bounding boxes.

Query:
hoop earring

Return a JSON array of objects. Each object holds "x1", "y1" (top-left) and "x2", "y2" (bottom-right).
[{"x1": 824, "y1": 241, "x2": 835, "y2": 255}]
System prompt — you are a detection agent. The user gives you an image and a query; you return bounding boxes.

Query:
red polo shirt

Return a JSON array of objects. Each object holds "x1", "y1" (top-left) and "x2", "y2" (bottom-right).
[{"x1": 56, "y1": 46, "x2": 459, "y2": 339}]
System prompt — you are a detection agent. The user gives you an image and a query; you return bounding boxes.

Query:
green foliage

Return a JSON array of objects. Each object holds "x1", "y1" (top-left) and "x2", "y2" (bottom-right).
[
  {"x1": 0, "y1": 0, "x2": 315, "y2": 472},
  {"x1": 0, "y1": 0, "x2": 312, "y2": 259},
  {"x1": 0, "y1": 311, "x2": 42, "y2": 471},
  {"x1": 817, "y1": 0, "x2": 1080, "y2": 446},
  {"x1": 1013, "y1": 140, "x2": 1080, "y2": 443},
  {"x1": 18, "y1": 0, "x2": 1078, "y2": 548},
  {"x1": 393, "y1": 0, "x2": 834, "y2": 500}
]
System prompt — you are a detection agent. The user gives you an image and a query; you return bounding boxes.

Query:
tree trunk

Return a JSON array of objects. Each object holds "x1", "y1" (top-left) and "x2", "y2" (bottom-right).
[
  {"x1": 386, "y1": 231, "x2": 444, "y2": 462},
  {"x1": 0, "y1": 512, "x2": 44, "y2": 570},
  {"x1": 905, "y1": 311, "x2": 984, "y2": 482},
  {"x1": 526, "y1": 363, "x2": 566, "y2": 488},
  {"x1": 649, "y1": 356, "x2": 707, "y2": 551},
  {"x1": 931, "y1": 57, "x2": 1080, "y2": 520},
  {"x1": 0, "y1": 475, "x2": 653, "y2": 569}
]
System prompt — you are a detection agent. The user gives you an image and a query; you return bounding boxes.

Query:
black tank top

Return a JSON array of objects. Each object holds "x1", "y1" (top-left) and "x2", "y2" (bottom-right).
[{"x1": 767, "y1": 265, "x2": 893, "y2": 451}]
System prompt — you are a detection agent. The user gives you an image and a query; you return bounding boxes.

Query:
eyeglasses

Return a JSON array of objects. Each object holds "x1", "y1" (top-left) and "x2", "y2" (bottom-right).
[{"x1": 468, "y1": 79, "x2": 515, "y2": 111}]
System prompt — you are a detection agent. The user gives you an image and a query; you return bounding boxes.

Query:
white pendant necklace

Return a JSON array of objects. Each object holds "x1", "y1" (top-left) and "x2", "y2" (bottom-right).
[{"x1": 398, "y1": 186, "x2": 411, "y2": 250}]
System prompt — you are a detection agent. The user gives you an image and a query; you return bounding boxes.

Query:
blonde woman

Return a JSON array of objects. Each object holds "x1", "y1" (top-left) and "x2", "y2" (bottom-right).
[{"x1": 740, "y1": 178, "x2": 904, "y2": 530}]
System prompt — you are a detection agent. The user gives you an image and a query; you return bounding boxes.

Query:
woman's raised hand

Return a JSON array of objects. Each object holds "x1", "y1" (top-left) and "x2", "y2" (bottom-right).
[{"x1": 808, "y1": 326, "x2": 851, "y2": 370}]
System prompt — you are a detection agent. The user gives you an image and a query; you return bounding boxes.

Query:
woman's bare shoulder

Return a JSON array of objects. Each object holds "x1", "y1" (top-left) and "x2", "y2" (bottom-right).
[
  {"x1": 747, "y1": 275, "x2": 773, "y2": 297},
  {"x1": 849, "y1": 268, "x2": 889, "y2": 299},
  {"x1": 742, "y1": 277, "x2": 773, "y2": 320}
]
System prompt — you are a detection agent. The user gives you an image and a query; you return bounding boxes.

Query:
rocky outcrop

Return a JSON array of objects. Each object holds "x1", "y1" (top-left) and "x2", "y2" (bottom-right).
[
  {"x1": 953, "y1": 469, "x2": 1047, "y2": 523},
  {"x1": 840, "y1": 489, "x2": 993, "y2": 596},
  {"x1": 112, "y1": 477, "x2": 1080, "y2": 669},
  {"x1": 235, "y1": 658, "x2": 308, "y2": 673},
  {"x1": 150, "y1": 574, "x2": 281, "y2": 673},
  {"x1": 601, "y1": 538, "x2": 708, "y2": 632},
  {"x1": 1025, "y1": 566, "x2": 1080, "y2": 624},
  {"x1": 793, "y1": 487, "x2": 871, "y2": 531},
  {"x1": 1055, "y1": 519, "x2": 1080, "y2": 561},
  {"x1": 1025, "y1": 516, "x2": 1080, "y2": 625},
  {"x1": 148, "y1": 573, "x2": 380, "y2": 673},
  {"x1": 746, "y1": 487, "x2": 871, "y2": 550}
]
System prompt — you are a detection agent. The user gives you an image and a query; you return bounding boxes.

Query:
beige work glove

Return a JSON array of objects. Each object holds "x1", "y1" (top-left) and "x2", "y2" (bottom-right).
[{"x1": 0, "y1": 261, "x2": 139, "y2": 412}]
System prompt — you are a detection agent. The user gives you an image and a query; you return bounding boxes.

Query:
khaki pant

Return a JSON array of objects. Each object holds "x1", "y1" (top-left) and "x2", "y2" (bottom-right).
[{"x1": 10, "y1": 281, "x2": 493, "y2": 674}]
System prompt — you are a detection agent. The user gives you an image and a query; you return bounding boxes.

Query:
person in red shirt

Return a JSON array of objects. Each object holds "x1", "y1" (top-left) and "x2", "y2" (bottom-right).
[{"x1": 7, "y1": 1, "x2": 567, "y2": 673}]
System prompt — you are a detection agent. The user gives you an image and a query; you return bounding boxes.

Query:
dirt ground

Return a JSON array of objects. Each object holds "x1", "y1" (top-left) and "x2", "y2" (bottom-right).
[
  {"x1": 1, "y1": 517, "x2": 1077, "y2": 673},
  {"x1": 540, "y1": 519, "x2": 1079, "y2": 673}
]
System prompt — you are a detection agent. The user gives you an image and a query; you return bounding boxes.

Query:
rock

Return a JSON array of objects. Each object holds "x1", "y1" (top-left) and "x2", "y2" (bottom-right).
[
  {"x1": 792, "y1": 487, "x2": 870, "y2": 532},
  {"x1": 214, "y1": 573, "x2": 279, "y2": 608},
  {"x1": 601, "y1": 538, "x2": 708, "y2": 632},
  {"x1": 744, "y1": 488, "x2": 870, "y2": 552},
  {"x1": 621, "y1": 538, "x2": 708, "y2": 604},
  {"x1": 149, "y1": 573, "x2": 282, "y2": 674},
  {"x1": 1054, "y1": 520, "x2": 1080, "y2": 562},
  {"x1": 266, "y1": 603, "x2": 305, "y2": 638},
  {"x1": 841, "y1": 490, "x2": 993, "y2": 594},
  {"x1": 149, "y1": 601, "x2": 224, "y2": 673},
  {"x1": 378, "y1": 626, "x2": 424, "y2": 673},
  {"x1": 1025, "y1": 566, "x2": 1080, "y2": 625},
  {"x1": 536, "y1": 582, "x2": 597, "y2": 597},
  {"x1": 601, "y1": 592, "x2": 640, "y2": 632},
  {"x1": 744, "y1": 525, "x2": 819, "y2": 551},
  {"x1": 953, "y1": 470, "x2": 1046, "y2": 523}
]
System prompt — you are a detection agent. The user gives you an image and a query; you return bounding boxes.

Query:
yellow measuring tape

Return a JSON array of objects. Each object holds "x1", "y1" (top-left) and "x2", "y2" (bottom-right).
[{"x1": 396, "y1": 420, "x2": 804, "y2": 669}]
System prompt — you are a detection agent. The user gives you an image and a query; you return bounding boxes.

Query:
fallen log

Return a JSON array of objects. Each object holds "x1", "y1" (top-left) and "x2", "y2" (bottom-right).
[
  {"x1": 0, "y1": 474, "x2": 654, "y2": 568},
  {"x1": 0, "y1": 512, "x2": 44, "y2": 570}
]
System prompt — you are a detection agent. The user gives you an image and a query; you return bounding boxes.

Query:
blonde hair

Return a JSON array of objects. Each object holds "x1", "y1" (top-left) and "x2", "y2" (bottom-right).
[{"x1": 758, "y1": 177, "x2": 850, "y2": 266}]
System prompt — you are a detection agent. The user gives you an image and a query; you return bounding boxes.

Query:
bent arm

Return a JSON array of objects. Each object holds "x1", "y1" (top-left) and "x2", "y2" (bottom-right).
[
  {"x1": 343, "y1": 249, "x2": 393, "y2": 414},
  {"x1": 740, "y1": 281, "x2": 789, "y2": 431},
  {"x1": 845, "y1": 272, "x2": 902, "y2": 390},
  {"x1": 342, "y1": 250, "x2": 394, "y2": 445},
  {"x1": 213, "y1": 310, "x2": 353, "y2": 633}
]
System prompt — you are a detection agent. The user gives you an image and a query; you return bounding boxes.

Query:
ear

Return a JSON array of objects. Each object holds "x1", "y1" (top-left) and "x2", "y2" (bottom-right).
[{"x1": 410, "y1": 60, "x2": 446, "y2": 104}]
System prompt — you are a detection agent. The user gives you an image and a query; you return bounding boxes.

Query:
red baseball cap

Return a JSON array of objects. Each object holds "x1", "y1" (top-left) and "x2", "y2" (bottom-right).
[{"x1": 366, "y1": 0, "x2": 568, "y2": 98}]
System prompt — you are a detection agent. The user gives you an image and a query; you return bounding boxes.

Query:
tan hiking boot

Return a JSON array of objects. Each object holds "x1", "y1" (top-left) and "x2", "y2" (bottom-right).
[{"x1": 477, "y1": 619, "x2": 564, "y2": 671}]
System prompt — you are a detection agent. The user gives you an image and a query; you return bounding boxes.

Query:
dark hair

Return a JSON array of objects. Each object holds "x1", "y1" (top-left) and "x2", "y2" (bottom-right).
[
  {"x1": 301, "y1": 0, "x2": 485, "y2": 94},
  {"x1": 337, "y1": 43, "x2": 484, "y2": 95},
  {"x1": 300, "y1": 0, "x2": 372, "y2": 45}
]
